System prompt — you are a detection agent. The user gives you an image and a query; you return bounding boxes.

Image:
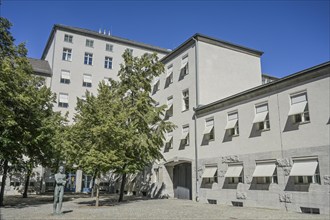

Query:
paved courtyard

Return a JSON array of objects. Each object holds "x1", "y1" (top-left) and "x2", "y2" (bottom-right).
[{"x1": 0, "y1": 194, "x2": 328, "y2": 220}]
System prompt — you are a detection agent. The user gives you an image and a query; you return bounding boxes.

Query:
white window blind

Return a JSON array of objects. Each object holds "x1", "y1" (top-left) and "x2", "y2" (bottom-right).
[
  {"x1": 83, "y1": 74, "x2": 92, "y2": 83},
  {"x1": 166, "y1": 65, "x2": 173, "y2": 77},
  {"x1": 61, "y1": 70, "x2": 70, "y2": 80},
  {"x1": 203, "y1": 119, "x2": 214, "y2": 134},
  {"x1": 59, "y1": 93, "x2": 68, "y2": 103},
  {"x1": 202, "y1": 166, "x2": 217, "y2": 178}
]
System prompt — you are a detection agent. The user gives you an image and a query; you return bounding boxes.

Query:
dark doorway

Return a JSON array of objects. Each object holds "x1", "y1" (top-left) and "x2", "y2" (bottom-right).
[{"x1": 173, "y1": 162, "x2": 192, "y2": 200}]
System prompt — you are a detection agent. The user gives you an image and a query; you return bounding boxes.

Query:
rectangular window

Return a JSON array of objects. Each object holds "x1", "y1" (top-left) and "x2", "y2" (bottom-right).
[
  {"x1": 103, "y1": 77, "x2": 111, "y2": 86},
  {"x1": 152, "y1": 77, "x2": 160, "y2": 94},
  {"x1": 252, "y1": 161, "x2": 277, "y2": 184},
  {"x1": 60, "y1": 70, "x2": 70, "y2": 84},
  {"x1": 180, "y1": 125, "x2": 189, "y2": 146},
  {"x1": 84, "y1": 53, "x2": 93, "y2": 65},
  {"x1": 86, "y1": 39, "x2": 94, "y2": 47},
  {"x1": 182, "y1": 89, "x2": 189, "y2": 111},
  {"x1": 201, "y1": 166, "x2": 218, "y2": 184},
  {"x1": 289, "y1": 92, "x2": 310, "y2": 123},
  {"x1": 225, "y1": 112, "x2": 239, "y2": 136},
  {"x1": 179, "y1": 55, "x2": 189, "y2": 79},
  {"x1": 165, "y1": 132, "x2": 173, "y2": 149},
  {"x1": 58, "y1": 93, "x2": 69, "y2": 108},
  {"x1": 62, "y1": 48, "x2": 72, "y2": 61},
  {"x1": 104, "y1": 56, "x2": 113, "y2": 69},
  {"x1": 106, "y1": 43, "x2": 113, "y2": 52},
  {"x1": 127, "y1": 48, "x2": 133, "y2": 55},
  {"x1": 83, "y1": 74, "x2": 92, "y2": 87},
  {"x1": 165, "y1": 65, "x2": 173, "y2": 87},
  {"x1": 290, "y1": 158, "x2": 320, "y2": 184},
  {"x1": 64, "y1": 34, "x2": 73, "y2": 43},
  {"x1": 253, "y1": 103, "x2": 270, "y2": 131},
  {"x1": 203, "y1": 118, "x2": 214, "y2": 141},
  {"x1": 165, "y1": 96, "x2": 173, "y2": 118},
  {"x1": 225, "y1": 163, "x2": 244, "y2": 183}
]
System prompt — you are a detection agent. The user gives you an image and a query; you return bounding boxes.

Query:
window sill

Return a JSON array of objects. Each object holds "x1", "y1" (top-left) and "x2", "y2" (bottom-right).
[
  {"x1": 296, "y1": 121, "x2": 311, "y2": 125},
  {"x1": 259, "y1": 128, "x2": 270, "y2": 132},
  {"x1": 181, "y1": 109, "x2": 189, "y2": 113},
  {"x1": 231, "y1": 134, "x2": 239, "y2": 137},
  {"x1": 62, "y1": 60, "x2": 72, "y2": 62}
]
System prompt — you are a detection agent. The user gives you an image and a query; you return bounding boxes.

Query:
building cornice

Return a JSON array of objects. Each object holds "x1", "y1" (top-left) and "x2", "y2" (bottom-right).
[{"x1": 195, "y1": 61, "x2": 330, "y2": 116}]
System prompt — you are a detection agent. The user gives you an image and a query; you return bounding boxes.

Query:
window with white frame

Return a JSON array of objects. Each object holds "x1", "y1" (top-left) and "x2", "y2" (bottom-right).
[
  {"x1": 203, "y1": 118, "x2": 214, "y2": 141},
  {"x1": 225, "y1": 111, "x2": 239, "y2": 136},
  {"x1": 289, "y1": 158, "x2": 320, "y2": 184},
  {"x1": 288, "y1": 92, "x2": 310, "y2": 123},
  {"x1": 84, "y1": 53, "x2": 93, "y2": 65},
  {"x1": 252, "y1": 161, "x2": 278, "y2": 184},
  {"x1": 60, "y1": 70, "x2": 70, "y2": 84},
  {"x1": 165, "y1": 96, "x2": 173, "y2": 118},
  {"x1": 201, "y1": 165, "x2": 218, "y2": 184},
  {"x1": 103, "y1": 77, "x2": 111, "y2": 86},
  {"x1": 165, "y1": 132, "x2": 173, "y2": 149},
  {"x1": 58, "y1": 93, "x2": 69, "y2": 108},
  {"x1": 106, "y1": 43, "x2": 113, "y2": 52},
  {"x1": 152, "y1": 77, "x2": 160, "y2": 94},
  {"x1": 86, "y1": 39, "x2": 94, "y2": 47},
  {"x1": 180, "y1": 55, "x2": 189, "y2": 78},
  {"x1": 82, "y1": 74, "x2": 92, "y2": 87},
  {"x1": 165, "y1": 65, "x2": 173, "y2": 87},
  {"x1": 64, "y1": 34, "x2": 73, "y2": 43},
  {"x1": 182, "y1": 89, "x2": 189, "y2": 111},
  {"x1": 253, "y1": 103, "x2": 270, "y2": 131},
  {"x1": 225, "y1": 163, "x2": 244, "y2": 184},
  {"x1": 62, "y1": 48, "x2": 72, "y2": 61},
  {"x1": 104, "y1": 56, "x2": 113, "y2": 69},
  {"x1": 180, "y1": 125, "x2": 189, "y2": 146}
]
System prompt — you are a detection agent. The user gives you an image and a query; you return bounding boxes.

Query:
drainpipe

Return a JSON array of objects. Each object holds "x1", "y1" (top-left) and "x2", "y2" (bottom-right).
[{"x1": 192, "y1": 37, "x2": 200, "y2": 202}]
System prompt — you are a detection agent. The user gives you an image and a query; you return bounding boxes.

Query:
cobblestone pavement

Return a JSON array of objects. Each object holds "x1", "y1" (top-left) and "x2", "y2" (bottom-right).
[{"x1": 0, "y1": 194, "x2": 328, "y2": 220}]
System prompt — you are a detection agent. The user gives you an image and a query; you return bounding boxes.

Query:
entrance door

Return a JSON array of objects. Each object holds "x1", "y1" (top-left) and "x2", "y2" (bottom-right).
[{"x1": 173, "y1": 163, "x2": 192, "y2": 200}]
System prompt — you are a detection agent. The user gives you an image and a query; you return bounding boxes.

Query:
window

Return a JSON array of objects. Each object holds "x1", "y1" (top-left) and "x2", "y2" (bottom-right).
[
  {"x1": 152, "y1": 77, "x2": 160, "y2": 94},
  {"x1": 83, "y1": 74, "x2": 92, "y2": 87},
  {"x1": 289, "y1": 158, "x2": 320, "y2": 184},
  {"x1": 62, "y1": 48, "x2": 72, "y2": 61},
  {"x1": 58, "y1": 93, "x2": 69, "y2": 108},
  {"x1": 106, "y1": 43, "x2": 113, "y2": 52},
  {"x1": 60, "y1": 70, "x2": 70, "y2": 84},
  {"x1": 165, "y1": 132, "x2": 173, "y2": 149},
  {"x1": 253, "y1": 103, "x2": 270, "y2": 131},
  {"x1": 182, "y1": 89, "x2": 189, "y2": 111},
  {"x1": 86, "y1": 39, "x2": 94, "y2": 47},
  {"x1": 179, "y1": 55, "x2": 189, "y2": 79},
  {"x1": 165, "y1": 96, "x2": 173, "y2": 118},
  {"x1": 84, "y1": 53, "x2": 93, "y2": 65},
  {"x1": 300, "y1": 207, "x2": 320, "y2": 214},
  {"x1": 252, "y1": 161, "x2": 278, "y2": 184},
  {"x1": 64, "y1": 34, "x2": 73, "y2": 43},
  {"x1": 289, "y1": 92, "x2": 310, "y2": 123},
  {"x1": 225, "y1": 163, "x2": 244, "y2": 183},
  {"x1": 180, "y1": 125, "x2": 189, "y2": 146},
  {"x1": 225, "y1": 112, "x2": 239, "y2": 136},
  {"x1": 165, "y1": 65, "x2": 173, "y2": 87},
  {"x1": 127, "y1": 48, "x2": 133, "y2": 55},
  {"x1": 81, "y1": 95, "x2": 86, "y2": 101},
  {"x1": 104, "y1": 56, "x2": 113, "y2": 69},
  {"x1": 103, "y1": 77, "x2": 111, "y2": 86},
  {"x1": 29, "y1": 182, "x2": 35, "y2": 187},
  {"x1": 203, "y1": 118, "x2": 214, "y2": 141},
  {"x1": 202, "y1": 166, "x2": 218, "y2": 184}
]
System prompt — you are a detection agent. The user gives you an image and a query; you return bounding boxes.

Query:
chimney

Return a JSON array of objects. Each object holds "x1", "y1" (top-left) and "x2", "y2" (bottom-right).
[
  {"x1": 108, "y1": 30, "x2": 111, "y2": 36},
  {"x1": 99, "y1": 28, "x2": 101, "y2": 34},
  {"x1": 103, "y1": 29, "x2": 106, "y2": 35}
]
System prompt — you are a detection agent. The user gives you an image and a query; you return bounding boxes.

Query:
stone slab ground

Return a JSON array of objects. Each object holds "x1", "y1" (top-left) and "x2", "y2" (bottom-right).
[{"x1": 0, "y1": 194, "x2": 328, "y2": 220}]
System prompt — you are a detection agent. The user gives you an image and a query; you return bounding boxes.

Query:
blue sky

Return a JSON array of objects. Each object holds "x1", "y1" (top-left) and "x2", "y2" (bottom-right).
[{"x1": 1, "y1": 0, "x2": 329, "y2": 78}]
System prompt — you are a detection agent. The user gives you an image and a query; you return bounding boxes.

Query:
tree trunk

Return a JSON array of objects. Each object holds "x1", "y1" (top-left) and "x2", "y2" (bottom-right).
[
  {"x1": 0, "y1": 160, "x2": 9, "y2": 206},
  {"x1": 23, "y1": 168, "x2": 31, "y2": 198},
  {"x1": 95, "y1": 177, "x2": 100, "y2": 207},
  {"x1": 91, "y1": 170, "x2": 97, "y2": 198},
  {"x1": 118, "y1": 173, "x2": 127, "y2": 202}
]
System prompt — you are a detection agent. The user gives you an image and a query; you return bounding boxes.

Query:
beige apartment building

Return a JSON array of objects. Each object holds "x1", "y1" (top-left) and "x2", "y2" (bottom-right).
[{"x1": 2, "y1": 24, "x2": 328, "y2": 214}]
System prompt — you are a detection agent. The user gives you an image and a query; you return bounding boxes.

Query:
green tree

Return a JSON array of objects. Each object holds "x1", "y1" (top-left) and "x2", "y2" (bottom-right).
[{"x1": 0, "y1": 17, "x2": 65, "y2": 205}]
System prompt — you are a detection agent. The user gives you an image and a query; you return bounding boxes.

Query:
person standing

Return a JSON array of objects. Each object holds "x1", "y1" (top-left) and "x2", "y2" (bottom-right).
[{"x1": 53, "y1": 166, "x2": 67, "y2": 215}]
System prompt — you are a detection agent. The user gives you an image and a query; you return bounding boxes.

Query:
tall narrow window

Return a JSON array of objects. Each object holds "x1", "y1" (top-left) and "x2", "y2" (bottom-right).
[
  {"x1": 152, "y1": 77, "x2": 160, "y2": 94},
  {"x1": 62, "y1": 48, "x2": 72, "y2": 61},
  {"x1": 64, "y1": 34, "x2": 73, "y2": 43},
  {"x1": 58, "y1": 93, "x2": 69, "y2": 108},
  {"x1": 60, "y1": 70, "x2": 70, "y2": 84},
  {"x1": 179, "y1": 55, "x2": 189, "y2": 79},
  {"x1": 253, "y1": 103, "x2": 270, "y2": 131},
  {"x1": 203, "y1": 118, "x2": 214, "y2": 141},
  {"x1": 84, "y1": 53, "x2": 93, "y2": 65},
  {"x1": 180, "y1": 125, "x2": 189, "y2": 146},
  {"x1": 86, "y1": 39, "x2": 94, "y2": 47},
  {"x1": 289, "y1": 92, "x2": 310, "y2": 123},
  {"x1": 104, "y1": 57, "x2": 113, "y2": 69},
  {"x1": 83, "y1": 74, "x2": 92, "y2": 87},
  {"x1": 182, "y1": 89, "x2": 189, "y2": 111},
  {"x1": 165, "y1": 132, "x2": 173, "y2": 149},
  {"x1": 165, "y1": 65, "x2": 173, "y2": 87},
  {"x1": 225, "y1": 112, "x2": 239, "y2": 136},
  {"x1": 165, "y1": 96, "x2": 173, "y2": 118}
]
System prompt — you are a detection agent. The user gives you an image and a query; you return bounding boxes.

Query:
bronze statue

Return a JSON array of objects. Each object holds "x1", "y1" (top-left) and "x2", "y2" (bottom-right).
[{"x1": 53, "y1": 166, "x2": 67, "y2": 215}]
